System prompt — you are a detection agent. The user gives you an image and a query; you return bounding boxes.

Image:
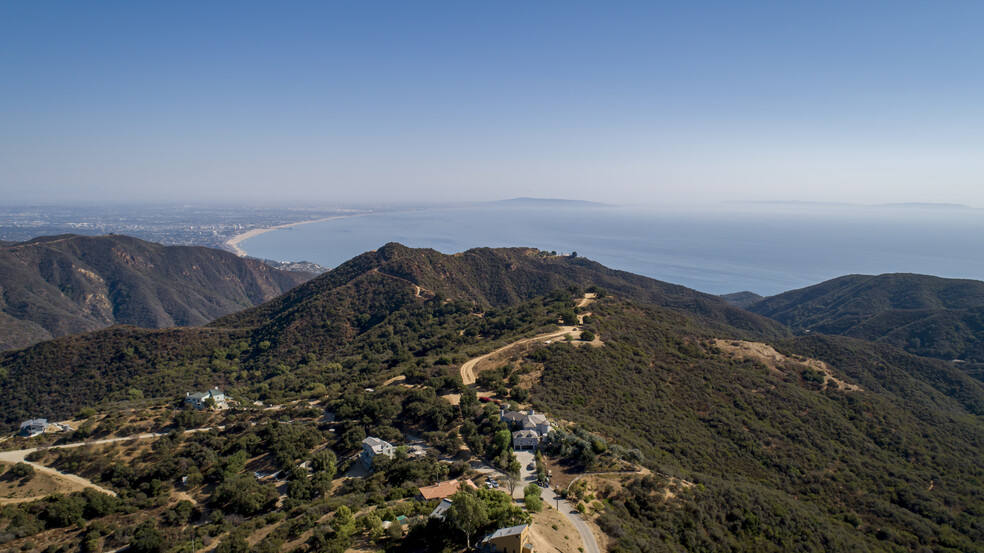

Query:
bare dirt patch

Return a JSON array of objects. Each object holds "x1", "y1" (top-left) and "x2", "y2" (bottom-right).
[
  {"x1": 529, "y1": 505, "x2": 583, "y2": 553},
  {"x1": 0, "y1": 462, "x2": 87, "y2": 504},
  {"x1": 714, "y1": 339, "x2": 863, "y2": 392}
]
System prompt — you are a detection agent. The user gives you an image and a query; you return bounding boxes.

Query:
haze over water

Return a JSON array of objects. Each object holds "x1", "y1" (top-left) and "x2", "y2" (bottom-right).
[{"x1": 240, "y1": 203, "x2": 984, "y2": 296}]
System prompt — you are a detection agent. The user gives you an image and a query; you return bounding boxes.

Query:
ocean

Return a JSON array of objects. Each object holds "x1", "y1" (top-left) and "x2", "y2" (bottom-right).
[{"x1": 239, "y1": 203, "x2": 984, "y2": 296}]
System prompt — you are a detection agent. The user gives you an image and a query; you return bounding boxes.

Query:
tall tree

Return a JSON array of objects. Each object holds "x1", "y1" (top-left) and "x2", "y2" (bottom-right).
[{"x1": 446, "y1": 490, "x2": 489, "y2": 548}]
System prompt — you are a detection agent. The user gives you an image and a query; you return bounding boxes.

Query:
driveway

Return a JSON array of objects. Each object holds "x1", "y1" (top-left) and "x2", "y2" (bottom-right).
[{"x1": 516, "y1": 449, "x2": 600, "y2": 553}]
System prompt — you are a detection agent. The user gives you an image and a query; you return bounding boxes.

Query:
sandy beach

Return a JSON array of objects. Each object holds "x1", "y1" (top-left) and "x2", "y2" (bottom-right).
[
  {"x1": 224, "y1": 216, "x2": 346, "y2": 257},
  {"x1": 224, "y1": 211, "x2": 402, "y2": 257}
]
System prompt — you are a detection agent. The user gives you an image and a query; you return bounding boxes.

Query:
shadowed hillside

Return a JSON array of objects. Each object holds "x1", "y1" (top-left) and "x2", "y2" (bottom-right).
[{"x1": 0, "y1": 234, "x2": 312, "y2": 350}]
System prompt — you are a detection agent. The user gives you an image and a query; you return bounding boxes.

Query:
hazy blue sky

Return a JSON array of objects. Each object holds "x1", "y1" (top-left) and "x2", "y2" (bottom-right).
[{"x1": 2, "y1": 2, "x2": 983, "y2": 206}]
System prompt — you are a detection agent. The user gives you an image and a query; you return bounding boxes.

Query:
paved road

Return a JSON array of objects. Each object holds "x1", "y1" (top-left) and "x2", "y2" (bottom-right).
[{"x1": 515, "y1": 450, "x2": 600, "y2": 553}]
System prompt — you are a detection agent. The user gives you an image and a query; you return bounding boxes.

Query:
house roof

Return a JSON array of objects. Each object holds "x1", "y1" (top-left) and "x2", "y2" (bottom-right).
[
  {"x1": 513, "y1": 429, "x2": 539, "y2": 439},
  {"x1": 20, "y1": 419, "x2": 47, "y2": 428},
  {"x1": 418, "y1": 479, "x2": 475, "y2": 500},
  {"x1": 362, "y1": 436, "x2": 392, "y2": 454},
  {"x1": 485, "y1": 524, "x2": 529, "y2": 540},
  {"x1": 429, "y1": 498, "x2": 453, "y2": 519},
  {"x1": 526, "y1": 413, "x2": 548, "y2": 426},
  {"x1": 187, "y1": 389, "x2": 224, "y2": 400},
  {"x1": 501, "y1": 411, "x2": 526, "y2": 423}
]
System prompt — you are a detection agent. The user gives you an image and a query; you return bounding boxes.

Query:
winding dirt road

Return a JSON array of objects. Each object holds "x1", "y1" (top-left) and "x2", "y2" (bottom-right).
[
  {"x1": 459, "y1": 293, "x2": 598, "y2": 385},
  {"x1": 459, "y1": 325, "x2": 581, "y2": 385},
  {"x1": 0, "y1": 427, "x2": 221, "y2": 501}
]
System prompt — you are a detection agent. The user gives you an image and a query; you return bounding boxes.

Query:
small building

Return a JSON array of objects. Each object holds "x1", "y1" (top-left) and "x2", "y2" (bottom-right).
[
  {"x1": 184, "y1": 388, "x2": 227, "y2": 410},
  {"x1": 479, "y1": 524, "x2": 534, "y2": 553},
  {"x1": 418, "y1": 478, "x2": 476, "y2": 501},
  {"x1": 429, "y1": 498, "x2": 453, "y2": 520},
  {"x1": 512, "y1": 429, "x2": 539, "y2": 450},
  {"x1": 19, "y1": 419, "x2": 49, "y2": 438},
  {"x1": 361, "y1": 436, "x2": 395, "y2": 469}
]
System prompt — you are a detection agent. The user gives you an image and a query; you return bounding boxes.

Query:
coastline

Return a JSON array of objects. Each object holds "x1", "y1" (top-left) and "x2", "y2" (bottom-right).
[
  {"x1": 224, "y1": 215, "x2": 350, "y2": 257},
  {"x1": 224, "y1": 210, "x2": 412, "y2": 257}
]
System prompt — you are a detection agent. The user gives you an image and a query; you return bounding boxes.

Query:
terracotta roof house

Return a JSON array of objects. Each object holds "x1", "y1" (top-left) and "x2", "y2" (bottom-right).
[{"x1": 418, "y1": 478, "x2": 476, "y2": 501}]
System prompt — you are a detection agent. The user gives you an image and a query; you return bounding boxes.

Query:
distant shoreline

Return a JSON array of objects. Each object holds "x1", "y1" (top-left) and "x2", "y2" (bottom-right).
[{"x1": 224, "y1": 214, "x2": 366, "y2": 257}]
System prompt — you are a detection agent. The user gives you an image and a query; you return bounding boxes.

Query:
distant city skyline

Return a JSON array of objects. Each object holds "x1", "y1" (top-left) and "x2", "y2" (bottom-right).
[{"x1": 2, "y1": 2, "x2": 983, "y2": 207}]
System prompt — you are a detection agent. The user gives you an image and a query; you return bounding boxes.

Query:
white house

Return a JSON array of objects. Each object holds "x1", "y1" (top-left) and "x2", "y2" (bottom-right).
[
  {"x1": 512, "y1": 429, "x2": 539, "y2": 450},
  {"x1": 502, "y1": 409, "x2": 552, "y2": 448},
  {"x1": 361, "y1": 436, "x2": 395, "y2": 469},
  {"x1": 184, "y1": 388, "x2": 227, "y2": 410},
  {"x1": 19, "y1": 419, "x2": 49, "y2": 438}
]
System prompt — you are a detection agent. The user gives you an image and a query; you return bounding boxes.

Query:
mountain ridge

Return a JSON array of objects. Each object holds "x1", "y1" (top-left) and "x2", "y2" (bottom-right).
[
  {"x1": 0, "y1": 234, "x2": 312, "y2": 351},
  {"x1": 744, "y1": 273, "x2": 984, "y2": 378}
]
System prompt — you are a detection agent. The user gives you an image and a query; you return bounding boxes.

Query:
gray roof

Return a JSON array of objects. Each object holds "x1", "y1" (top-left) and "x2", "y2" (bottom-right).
[
  {"x1": 501, "y1": 411, "x2": 525, "y2": 423},
  {"x1": 20, "y1": 419, "x2": 47, "y2": 428},
  {"x1": 363, "y1": 436, "x2": 392, "y2": 453},
  {"x1": 429, "y1": 498, "x2": 453, "y2": 519},
  {"x1": 486, "y1": 524, "x2": 529, "y2": 539},
  {"x1": 186, "y1": 389, "x2": 223, "y2": 400},
  {"x1": 526, "y1": 413, "x2": 548, "y2": 426},
  {"x1": 513, "y1": 429, "x2": 538, "y2": 439}
]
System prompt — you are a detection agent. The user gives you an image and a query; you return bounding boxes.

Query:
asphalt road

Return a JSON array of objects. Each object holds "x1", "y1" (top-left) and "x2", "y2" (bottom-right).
[{"x1": 515, "y1": 449, "x2": 600, "y2": 553}]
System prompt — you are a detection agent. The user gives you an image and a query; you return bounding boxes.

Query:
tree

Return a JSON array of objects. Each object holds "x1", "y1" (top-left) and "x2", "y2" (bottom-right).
[
  {"x1": 9, "y1": 462, "x2": 35, "y2": 480},
  {"x1": 524, "y1": 483, "x2": 543, "y2": 512},
  {"x1": 130, "y1": 521, "x2": 165, "y2": 553},
  {"x1": 211, "y1": 474, "x2": 278, "y2": 515},
  {"x1": 363, "y1": 513, "x2": 384, "y2": 540},
  {"x1": 311, "y1": 449, "x2": 337, "y2": 477},
  {"x1": 446, "y1": 490, "x2": 489, "y2": 548},
  {"x1": 505, "y1": 458, "x2": 522, "y2": 496}
]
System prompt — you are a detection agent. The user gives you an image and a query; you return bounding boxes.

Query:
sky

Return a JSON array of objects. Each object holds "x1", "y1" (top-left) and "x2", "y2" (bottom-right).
[{"x1": 2, "y1": 1, "x2": 983, "y2": 207}]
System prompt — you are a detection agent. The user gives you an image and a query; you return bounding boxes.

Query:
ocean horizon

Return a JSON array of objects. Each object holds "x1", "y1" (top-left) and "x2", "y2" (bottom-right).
[{"x1": 239, "y1": 203, "x2": 984, "y2": 296}]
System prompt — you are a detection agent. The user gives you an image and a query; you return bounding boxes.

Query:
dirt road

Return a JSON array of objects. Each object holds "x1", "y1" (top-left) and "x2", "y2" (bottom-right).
[
  {"x1": 0, "y1": 427, "x2": 221, "y2": 501},
  {"x1": 459, "y1": 325, "x2": 580, "y2": 385}
]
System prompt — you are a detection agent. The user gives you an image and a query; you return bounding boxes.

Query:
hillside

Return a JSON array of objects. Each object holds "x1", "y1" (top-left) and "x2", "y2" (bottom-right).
[
  {"x1": 744, "y1": 273, "x2": 984, "y2": 378},
  {"x1": 1, "y1": 247, "x2": 983, "y2": 551},
  {"x1": 531, "y1": 298, "x2": 984, "y2": 551},
  {"x1": 0, "y1": 234, "x2": 312, "y2": 350},
  {"x1": 0, "y1": 243, "x2": 785, "y2": 428}
]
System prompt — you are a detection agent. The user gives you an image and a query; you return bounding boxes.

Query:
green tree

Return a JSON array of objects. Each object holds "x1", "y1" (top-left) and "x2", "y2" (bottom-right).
[
  {"x1": 211, "y1": 474, "x2": 278, "y2": 516},
  {"x1": 446, "y1": 490, "x2": 489, "y2": 548},
  {"x1": 130, "y1": 521, "x2": 165, "y2": 553},
  {"x1": 505, "y1": 458, "x2": 522, "y2": 495},
  {"x1": 311, "y1": 449, "x2": 337, "y2": 478}
]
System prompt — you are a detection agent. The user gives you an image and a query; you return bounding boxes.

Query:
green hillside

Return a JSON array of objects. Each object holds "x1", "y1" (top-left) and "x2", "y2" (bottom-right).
[
  {"x1": 3, "y1": 245, "x2": 984, "y2": 552},
  {"x1": 746, "y1": 274, "x2": 984, "y2": 379},
  {"x1": 531, "y1": 299, "x2": 984, "y2": 551},
  {"x1": 0, "y1": 243, "x2": 785, "y2": 429},
  {"x1": 0, "y1": 234, "x2": 311, "y2": 351}
]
